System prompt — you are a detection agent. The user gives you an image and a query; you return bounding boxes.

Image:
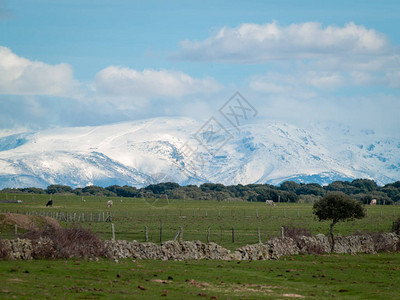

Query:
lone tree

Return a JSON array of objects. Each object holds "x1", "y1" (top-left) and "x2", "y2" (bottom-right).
[{"x1": 313, "y1": 192, "x2": 365, "y2": 251}]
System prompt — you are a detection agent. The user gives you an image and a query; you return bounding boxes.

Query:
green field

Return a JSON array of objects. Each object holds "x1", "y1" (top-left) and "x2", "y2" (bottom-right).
[
  {"x1": 0, "y1": 193, "x2": 399, "y2": 250},
  {"x1": 1, "y1": 193, "x2": 400, "y2": 299},
  {"x1": 1, "y1": 254, "x2": 399, "y2": 299}
]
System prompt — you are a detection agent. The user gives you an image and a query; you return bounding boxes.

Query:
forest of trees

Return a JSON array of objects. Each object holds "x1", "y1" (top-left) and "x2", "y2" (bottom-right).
[{"x1": 2, "y1": 179, "x2": 400, "y2": 205}]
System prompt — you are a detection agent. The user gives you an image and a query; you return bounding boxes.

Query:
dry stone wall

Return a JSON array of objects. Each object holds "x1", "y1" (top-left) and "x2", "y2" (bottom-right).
[{"x1": 1, "y1": 233, "x2": 399, "y2": 261}]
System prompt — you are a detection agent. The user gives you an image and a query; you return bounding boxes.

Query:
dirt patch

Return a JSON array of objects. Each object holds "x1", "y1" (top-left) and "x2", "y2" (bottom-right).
[
  {"x1": 186, "y1": 280, "x2": 281, "y2": 296},
  {"x1": 0, "y1": 213, "x2": 61, "y2": 231},
  {"x1": 281, "y1": 294, "x2": 305, "y2": 298}
]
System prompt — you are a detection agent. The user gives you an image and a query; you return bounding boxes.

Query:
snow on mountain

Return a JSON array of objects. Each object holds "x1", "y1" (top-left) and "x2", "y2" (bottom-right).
[{"x1": 0, "y1": 117, "x2": 398, "y2": 188}]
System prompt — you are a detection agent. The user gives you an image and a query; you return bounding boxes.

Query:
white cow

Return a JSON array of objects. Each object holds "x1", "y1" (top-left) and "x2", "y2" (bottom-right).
[
  {"x1": 265, "y1": 200, "x2": 276, "y2": 206},
  {"x1": 370, "y1": 199, "x2": 377, "y2": 206},
  {"x1": 107, "y1": 200, "x2": 113, "y2": 208}
]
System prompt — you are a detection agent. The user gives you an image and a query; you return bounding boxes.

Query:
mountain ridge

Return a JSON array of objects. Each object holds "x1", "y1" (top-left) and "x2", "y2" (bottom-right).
[{"x1": 0, "y1": 116, "x2": 398, "y2": 188}]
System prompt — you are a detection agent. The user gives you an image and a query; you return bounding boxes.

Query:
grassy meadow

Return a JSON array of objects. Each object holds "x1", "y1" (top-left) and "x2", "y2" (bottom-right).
[
  {"x1": 0, "y1": 192, "x2": 399, "y2": 250},
  {"x1": 0, "y1": 254, "x2": 400, "y2": 299},
  {"x1": 1, "y1": 193, "x2": 400, "y2": 299}
]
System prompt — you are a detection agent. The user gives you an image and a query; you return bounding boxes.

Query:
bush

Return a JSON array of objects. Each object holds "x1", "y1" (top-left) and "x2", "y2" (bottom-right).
[
  {"x1": 282, "y1": 225, "x2": 312, "y2": 239},
  {"x1": 0, "y1": 239, "x2": 10, "y2": 260},
  {"x1": 392, "y1": 217, "x2": 400, "y2": 235},
  {"x1": 24, "y1": 225, "x2": 106, "y2": 259}
]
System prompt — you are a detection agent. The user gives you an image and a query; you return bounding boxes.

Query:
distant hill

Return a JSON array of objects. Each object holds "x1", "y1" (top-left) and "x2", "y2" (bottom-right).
[{"x1": 0, "y1": 117, "x2": 399, "y2": 188}]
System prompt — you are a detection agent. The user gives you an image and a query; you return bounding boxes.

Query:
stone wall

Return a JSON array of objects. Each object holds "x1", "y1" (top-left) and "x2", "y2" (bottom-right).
[{"x1": 1, "y1": 233, "x2": 399, "y2": 261}]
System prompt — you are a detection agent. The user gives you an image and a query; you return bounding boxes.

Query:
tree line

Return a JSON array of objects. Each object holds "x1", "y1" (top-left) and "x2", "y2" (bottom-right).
[{"x1": 2, "y1": 179, "x2": 400, "y2": 204}]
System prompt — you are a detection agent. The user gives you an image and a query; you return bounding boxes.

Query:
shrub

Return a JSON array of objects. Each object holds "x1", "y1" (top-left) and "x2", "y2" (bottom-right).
[
  {"x1": 0, "y1": 239, "x2": 10, "y2": 260},
  {"x1": 392, "y1": 217, "x2": 400, "y2": 235},
  {"x1": 24, "y1": 225, "x2": 106, "y2": 259},
  {"x1": 282, "y1": 225, "x2": 312, "y2": 239}
]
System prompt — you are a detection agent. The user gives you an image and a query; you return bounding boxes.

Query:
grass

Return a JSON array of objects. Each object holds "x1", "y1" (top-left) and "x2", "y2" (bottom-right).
[
  {"x1": 1, "y1": 193, "x2": 400, "y2": 299},
  {"x1": 0, "y1": 193, "x2": 399, "y2": 251},
  {"x1": 0, "y1": 253, "x2": 399, "y2": 299}
]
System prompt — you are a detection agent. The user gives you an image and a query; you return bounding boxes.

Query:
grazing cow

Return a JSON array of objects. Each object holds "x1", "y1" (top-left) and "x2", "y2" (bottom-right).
[
  {"x1": 46, "y1": 199, "x2": 53, "y2": 207},
  {"x1": 370, "y1": 199, "x2": 377, "y2": 206},
  {"x1": 265, "y1": 200, "x2": 275, "y2": 206},
  {"x1": 107, "y1": 200, "x2": 113, "y2": 208}
]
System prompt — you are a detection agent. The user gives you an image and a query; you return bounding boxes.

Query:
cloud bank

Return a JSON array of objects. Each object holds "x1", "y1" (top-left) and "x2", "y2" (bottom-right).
[
  {"x1": 95, "y1": 66, "x2": 221, "y2": 100},
  {"x1": 172, "y1": 21, "x2": 391, "y2": 63},
  {"x1": 0, "y1": 21, "x2": 398, "y2": 134},
  {"x1": 0, "y1": 47, "x2": 80, "y2": 97}
]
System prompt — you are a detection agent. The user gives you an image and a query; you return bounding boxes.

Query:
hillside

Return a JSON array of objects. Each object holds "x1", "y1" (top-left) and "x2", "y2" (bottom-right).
[{"x1": 0, "y1": 117, "x2": 399, "y2": 188}]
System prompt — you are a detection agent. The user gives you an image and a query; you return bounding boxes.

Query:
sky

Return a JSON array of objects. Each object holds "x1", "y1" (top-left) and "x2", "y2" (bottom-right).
[{"x1": 0, "y1": 0, "x2": 399, "y2": 135}]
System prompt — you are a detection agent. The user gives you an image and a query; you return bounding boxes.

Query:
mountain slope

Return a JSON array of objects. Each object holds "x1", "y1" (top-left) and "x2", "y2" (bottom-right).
[{"x1": 0, "y1": 117, "x2": 398, "y2": 188}]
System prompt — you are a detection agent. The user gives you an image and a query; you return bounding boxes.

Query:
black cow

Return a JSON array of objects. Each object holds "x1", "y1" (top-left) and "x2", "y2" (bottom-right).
[{"x1": 46, "y1": 199, "x2": 53, "y2": 207}]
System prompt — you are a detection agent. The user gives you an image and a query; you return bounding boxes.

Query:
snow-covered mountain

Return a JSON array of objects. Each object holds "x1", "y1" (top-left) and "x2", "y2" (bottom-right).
[{"x1": 0, "y1": 117, "x2": 399, "y2": 188}]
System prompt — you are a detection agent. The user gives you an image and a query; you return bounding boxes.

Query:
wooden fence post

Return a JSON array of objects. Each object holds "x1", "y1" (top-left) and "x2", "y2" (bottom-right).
[
  {"x1": 281, "y1": 226, "x2": 284, "y2": 238},
  {"x1": 145, "y1": 226, "x2": 148, "y2": 242},
  {"x1": 173, "y1": 229, "x2": 180, "y2": 241},
  {"x1": 232, "y1": 227, "x2": 235, "y2": 243},
  {"x1": 111, "y1": 223, "x2": 115, "y2": 240},
  {"x1": 256, "y1": 209, "x2": 259, "y2": 218},
  {"x1": 160, "y1": 220, "x2": 163, "y2": 242},
  {"x1": 14, "y1": 224, "x2": 18, "y2": 240},
  {"x1": 257, "y1": 227, "x2": 261, "y2": 243}
]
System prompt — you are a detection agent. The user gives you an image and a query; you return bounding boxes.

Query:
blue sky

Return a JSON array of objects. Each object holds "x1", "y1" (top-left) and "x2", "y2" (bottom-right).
[{"x1": 0, "y1": 0, "x2": 399, "y2": 134}]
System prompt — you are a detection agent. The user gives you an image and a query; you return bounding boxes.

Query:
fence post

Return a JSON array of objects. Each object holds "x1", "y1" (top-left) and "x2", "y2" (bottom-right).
[
  {"x1": 173, "y1": 229, "x2": 180, "y2": 241},
  {"x1": 180, "y1": 226, "x2": 183, "y2": 242},
  {"x1": 205, "y1": 209, "x2": 207, "y2": 217},
  {"x1": 257, "y1": 227, "x2": 261, "y2": 243},
  {"x1": 281, "y1": 226, "x2": 284, "y2": 238},
  {"x1": 160, "y1": 220, "x2": 163, "y2": 242},
  {"x1": 232, "y1": 227, "x2": 235, "y2": 243},
  {"x1": 193, "y1": 209, "x2": 195, "y2": 217},
  {"x1": 14, "y1": 224, "x2": 18, "y2": 240},
  {"x1": 111, "y1": 223, "x2": 115, "y2": 240},
  {"x1": 218, "y1": 209, "x2": 221, "y2": 217},
  {"x1": 256, "y1": 209, "x2": 259, "y2": 218},
  {"x1": 145, "y1": 226, "x2": 148, "y2": 242}
]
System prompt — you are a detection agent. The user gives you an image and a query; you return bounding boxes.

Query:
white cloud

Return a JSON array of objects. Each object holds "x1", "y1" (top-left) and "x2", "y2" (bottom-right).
[
  {"x1": 95, "y1": 66, "x2": 221, "y2": 101},
  {"x1": 0, "y1": 47, "x2": 80, "y2": 97},
  {"x1": 173, "y1": 21, "x2": 390, "y2": 63},
  {"x1": 250, "y1": 71, "x2": 344, "y2": 98}
]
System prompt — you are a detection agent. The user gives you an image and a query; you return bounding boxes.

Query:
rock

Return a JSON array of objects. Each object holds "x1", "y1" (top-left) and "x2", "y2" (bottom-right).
[
  {"x1": 296, "y1": 234, "x2": 330, "y2": 254},
  {"x1": 265, "y1": 237, "x2": 299, "y2": 259},
  {"x1": 2, "y1": 233, "x2": 400, "y2": 261},
  {"x1": 333, "y1": 235, "x2": 376, "y2": 254}
]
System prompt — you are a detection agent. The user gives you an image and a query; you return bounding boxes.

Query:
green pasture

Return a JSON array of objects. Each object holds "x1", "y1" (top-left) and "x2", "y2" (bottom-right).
[
  {"x1": 0, "y1": 193, "x2": 399, "y2": 250},
  {"x1": 1, "y1": 254, "x2": 400, "y2": 299}
]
